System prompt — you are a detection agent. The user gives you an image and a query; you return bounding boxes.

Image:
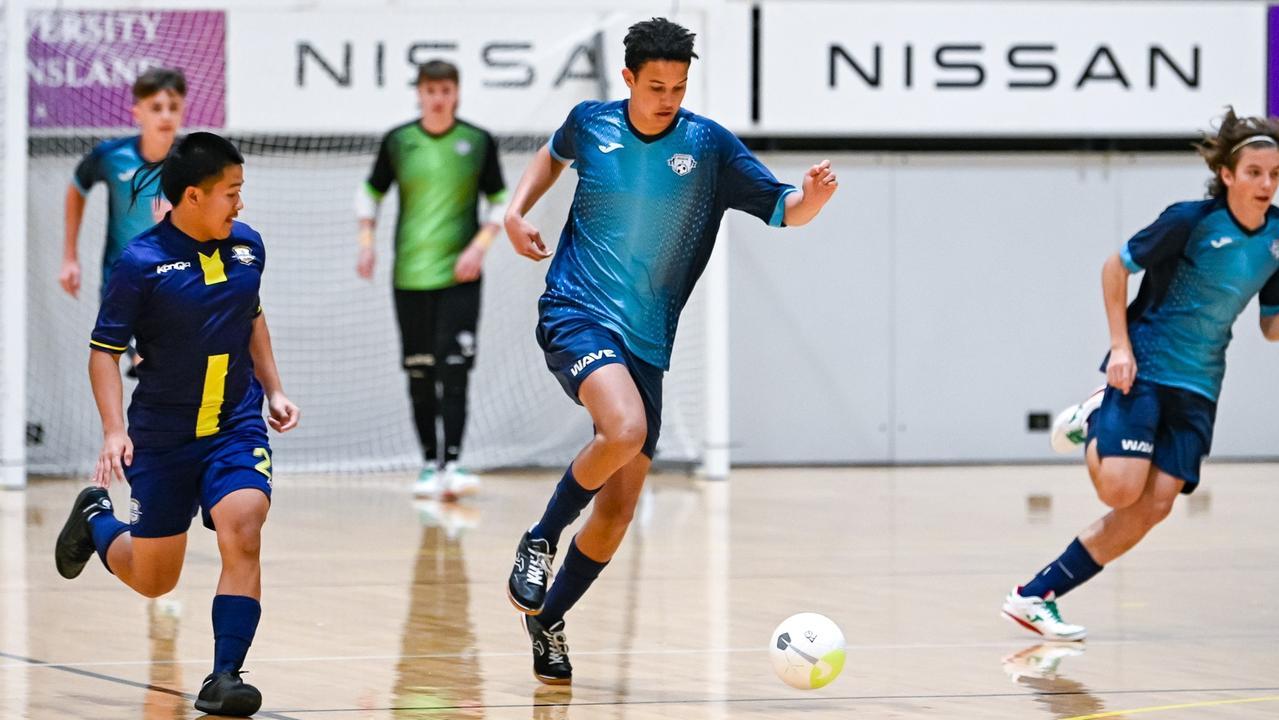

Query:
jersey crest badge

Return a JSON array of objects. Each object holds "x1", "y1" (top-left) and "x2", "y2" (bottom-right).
[
  {"x1": 668, "y1": 153, "x2": 697, "y2": 176},
  {"x1": 231, "y1": 245, "x2": 256, "y2": 266},
  {"x1": 455, "y1": 139, "x2": 473, "y2": 156},
  {"x1": 1271, "y1": 239, "x2": 1279, "y2": 261}
]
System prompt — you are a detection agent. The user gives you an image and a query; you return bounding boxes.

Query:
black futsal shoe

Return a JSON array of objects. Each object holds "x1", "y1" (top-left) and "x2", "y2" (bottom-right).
[
  {"x1": 54, "y1": 487, "x2": 111, "y2": 579},
  {"x1": 194, "y1": 671, "x2": 262, "y2": 717},
  {"x1": 508, "y1": 530, "x2": 555, "y2": 614},
  {"x1": 524, "y1": 614, "x2": 573, "y2": 685}
]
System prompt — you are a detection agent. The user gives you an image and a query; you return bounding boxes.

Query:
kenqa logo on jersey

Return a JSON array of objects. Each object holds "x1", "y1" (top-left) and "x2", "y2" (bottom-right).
[
  {"x1": 156, "y1": 261, "x2": 191, "y2": 274},
  {"x1": 667, "y1": 153, "x2": 697, "y2": 176},
  {"x1": 231, "y1": 245, "x2": 256, "y2": 265}
]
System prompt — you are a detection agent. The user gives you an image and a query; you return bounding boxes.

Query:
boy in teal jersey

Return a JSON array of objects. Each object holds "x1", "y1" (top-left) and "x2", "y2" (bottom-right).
[
  {"x1": 61, "y1": 67, "x2": 186, "y2": 375},
  {"x1": 1003, "y1": 109, "x2": 1279, "y2": 641},
  {"x1": 502, "y1": 19, "x2": 838, "y2": 684},
  {"x1": 357, "y1": 60, "x2": 507, "y2": 500}
]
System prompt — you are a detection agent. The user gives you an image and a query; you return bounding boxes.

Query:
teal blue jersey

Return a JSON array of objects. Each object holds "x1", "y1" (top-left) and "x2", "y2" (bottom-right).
[
  {"x1": 1112, "y1": 198, "x2": 1279, "y2": 400},
  {"x1": 541, "y1": 100, "x2": 796, "y2": 369},
  {"x1": 73, "y1": 136, "x2": 167, "y2": 287}
]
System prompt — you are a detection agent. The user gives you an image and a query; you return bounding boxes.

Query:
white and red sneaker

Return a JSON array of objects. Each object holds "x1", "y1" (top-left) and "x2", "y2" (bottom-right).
[
  {"x1": 1001, "y1": 587, "x2": 1087, "y2": 641},
  {"x1": 1049, "y1": 387, "x2": 1105, "y2": 454}
]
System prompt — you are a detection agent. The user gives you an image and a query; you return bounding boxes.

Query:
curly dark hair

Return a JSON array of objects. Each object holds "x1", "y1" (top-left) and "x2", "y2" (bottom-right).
[
  {"x1": 623, "y1": 17, "x2": 698, "y2": 74},
  {"x1": 1195, "y1": 107, "x2": 1279, "y2": 197}
]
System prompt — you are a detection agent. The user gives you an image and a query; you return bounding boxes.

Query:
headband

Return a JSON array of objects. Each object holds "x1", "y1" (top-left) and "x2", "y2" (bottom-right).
[{"x1": 1229, "y1": 134, "x2": 1279, "y2": 155}]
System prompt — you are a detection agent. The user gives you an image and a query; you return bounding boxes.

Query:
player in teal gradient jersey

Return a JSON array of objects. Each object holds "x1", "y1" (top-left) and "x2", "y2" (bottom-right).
[
  {"x1": 1003, "y1": 109, "x2": 1279, "y2": 643},
  {"x1": 61, "y1": 67, "x2": 186, "y2": 376},
  {"x1": 502, "y1": 18, "x2": 838, "y2": 684}
]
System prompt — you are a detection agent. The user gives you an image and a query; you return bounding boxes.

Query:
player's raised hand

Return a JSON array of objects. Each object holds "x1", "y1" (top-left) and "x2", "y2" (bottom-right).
[
  {"x1": 802, "y1": 159, "x2": 838, "y2": 206},
  {"x1": 356, "y1": 246, "x2": 375, "y2": 280},
  {"x1": 92, "y1": 431, "x2": 133, "y2": 487},
  {"x1": 506, "y1": 213, "x2": 552, "y2": 261},
  {"x1": 267, "y1": 391, "x2": 300, "y2": 433},
  {"x1": 1106, "y1": 344, "x2": 1137, "y2": 395},
  {"x1": 59, "y1": 258, "x2": 81, "y2": 298}
]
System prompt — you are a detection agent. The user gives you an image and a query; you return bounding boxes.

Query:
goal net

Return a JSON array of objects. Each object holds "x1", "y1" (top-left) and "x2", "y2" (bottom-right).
[{"x1": 17, "y1": 6, "x2": 712, "y2": 476}]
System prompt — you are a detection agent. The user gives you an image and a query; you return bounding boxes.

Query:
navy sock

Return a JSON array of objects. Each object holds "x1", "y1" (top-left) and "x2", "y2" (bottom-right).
[
  {"x1": 87, "y1": 511, "x2": 129, "y2": 574},
  {"x1": 538, "y1": 539, "x2": 608, "y2": 627},
  {"x1": 529, "y1": 466, "x2": 599, "y2": 552},
  {"x1": 212, "y1": 595, "x2": 261, "y2": 674},
  {"x1": 1021, "y1": 537, "x2": 1103, "y2": 599}
]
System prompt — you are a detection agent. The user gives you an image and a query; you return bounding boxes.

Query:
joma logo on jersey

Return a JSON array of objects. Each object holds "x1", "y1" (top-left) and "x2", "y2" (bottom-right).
[
  {"x1": 570, "y1": 349, "x2": 617, "y2": 377},
  {"x1": 668, "y1": 153, "x2": 697, "y2": 176},
  {"x1": 156, "y1": 261, "x2": 191, "y2": 274},
  {"x1": 1121, "y1": 439, "x2": 1154, "y2": 453}
]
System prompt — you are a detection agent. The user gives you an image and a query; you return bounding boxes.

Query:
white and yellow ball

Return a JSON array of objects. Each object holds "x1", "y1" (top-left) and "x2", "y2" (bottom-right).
[{"x1": 768, "y1": 612, "x2": 846, "y2": 690}]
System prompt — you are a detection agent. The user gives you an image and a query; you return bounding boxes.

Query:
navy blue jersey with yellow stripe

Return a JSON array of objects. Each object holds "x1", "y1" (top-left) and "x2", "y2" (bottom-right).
[
  {"x1": 72, "y1": 136, "x2": 167, "y2": 285},
  {"x1": 91, "y1": 216, "x2": 266, "y2": 448},
  {"x1": 1107, "y1": 197, "x2": 1279, "y2": 400},
  {"x1": 542, "y1": 100, "x2": 796, "y2": 370}
]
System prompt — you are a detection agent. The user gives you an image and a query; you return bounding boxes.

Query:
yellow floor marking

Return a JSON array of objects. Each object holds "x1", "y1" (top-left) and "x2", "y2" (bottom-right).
[{"x1": 1064, "y1": 694, "x2": 1279, "y2": 720}]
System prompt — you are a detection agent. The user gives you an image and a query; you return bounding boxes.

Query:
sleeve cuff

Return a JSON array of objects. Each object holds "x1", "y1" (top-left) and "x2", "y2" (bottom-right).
[
  {"x1": 363, "y1": 181, "x2": 386, "y2": 201},
  {"x1": 72, "y1": 178, "x2": 91, "y2": 196},
  {"x1": 90, "y1": 338, "x2": 129, "y2": 353},
  {"x1": 1261, "y1": 304, "x2": 1279, "y2": 317},
  {"x1": 1120, "y1": 245, "x2": 1144, "y2": 273},
  {"x1": 487, "y1": 189, "x2": 509, "y2": 205},
  {"x1": 769, "y1": 187, "x2": 799, "y2": 227},
  {"x1": 547, "y1": 137, "x2": 570, "y2": 164}
]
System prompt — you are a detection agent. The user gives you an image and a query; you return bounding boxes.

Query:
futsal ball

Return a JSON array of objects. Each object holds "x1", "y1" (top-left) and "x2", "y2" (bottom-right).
[{"x1": 768, "y1": 612, "x2": 846, "y2": 690}]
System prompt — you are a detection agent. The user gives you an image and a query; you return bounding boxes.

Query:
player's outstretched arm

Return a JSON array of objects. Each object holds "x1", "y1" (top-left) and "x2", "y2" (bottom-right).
[
  {"x1": 88, "y1": 349, "x2": 132, "y2": 487},
  {"x1": 1101, "y1": 253, "x2": 1136, "y2": 394},
  {"x1": 782, "y1": 160, "x2": 839, "y2": 227},
  {"x1": 249, "y1": 313, "x2": 300, "y2": 433},
  {"x1": 504, "y1": 145, "x2": 566, "y2": 261},
  {"x1": 61, "y1": 184, "x2": 87, "y2": 298}
]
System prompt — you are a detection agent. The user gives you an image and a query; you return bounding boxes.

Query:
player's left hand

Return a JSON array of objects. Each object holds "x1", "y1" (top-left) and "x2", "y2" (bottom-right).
[
  {"x1": 267, "y1": 392, "x2": 300, "y2": 433},
  {"x1": 802, "y1": 159, "x2": 838, "y2": 206},
  {"x1": 454, "y1": 242, "x2": 486, "y2": 283}
]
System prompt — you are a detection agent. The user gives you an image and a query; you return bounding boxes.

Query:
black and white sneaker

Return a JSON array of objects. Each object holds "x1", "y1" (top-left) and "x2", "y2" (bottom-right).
[
  {"x1": 54, "y1": 487, "x2": 112, "y2": 580},
  {"x1": 194, "y1": 671, "x2": 262, "y2": 717},
  {"x1": 508, "y1": 531, "x2": 554, "y2": 614},
  {"x1": 524, "y1": 614, "x2": 572, "y2": 685}
]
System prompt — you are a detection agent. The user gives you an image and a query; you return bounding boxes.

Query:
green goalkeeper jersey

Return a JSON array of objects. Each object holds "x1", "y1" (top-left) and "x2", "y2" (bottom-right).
[{"x1": 366, "y1": 119, "x2": 507, "y2": 290}]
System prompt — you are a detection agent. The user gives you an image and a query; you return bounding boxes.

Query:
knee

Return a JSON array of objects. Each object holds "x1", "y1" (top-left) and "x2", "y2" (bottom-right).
[
  {"x1": 135, "y1": 574, "x2": 178, "y2": 598},
  {"x1": 1097, "y1": 482, "x2": 1143, "y2": 510},
  {"x1": 1095, "y1": 467, "x2": 1145, "y2": 509},
  {"x1": 219, "y1": 519, "x2": 263, "y2": 558},
  {"x1": 1137, "y1": 494, "x2": 1177, "y2": 527},
  {"x1": 598, "y1": 417, "x2": 647, "y2": 458},
  {"x1": 594, "y1": 494, "x2": 639, "y2": 528}
]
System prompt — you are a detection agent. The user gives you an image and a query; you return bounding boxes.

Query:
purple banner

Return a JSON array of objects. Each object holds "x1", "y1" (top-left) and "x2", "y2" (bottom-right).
[
  {"x1": 28, "y1": 10, "x2": 226, "y2": 129},
  {"x1": 1271, "y1": 5, "x2": 1279, "y2": 118}
]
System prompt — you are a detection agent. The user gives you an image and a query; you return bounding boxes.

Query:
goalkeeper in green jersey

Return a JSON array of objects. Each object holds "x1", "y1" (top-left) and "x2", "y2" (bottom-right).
[{"x1": 357, "y1": 60, "x2": 507, "y2": 500}]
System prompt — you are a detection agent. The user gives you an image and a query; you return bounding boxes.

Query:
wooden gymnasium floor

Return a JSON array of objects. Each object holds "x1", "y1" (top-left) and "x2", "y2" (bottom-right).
[{"x1": 2, "y1": 463, "x2": 1278, "y2": 719}]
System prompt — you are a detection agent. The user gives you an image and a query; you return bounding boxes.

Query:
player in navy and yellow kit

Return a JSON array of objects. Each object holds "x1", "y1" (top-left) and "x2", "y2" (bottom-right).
[
  {"x1": 357, "y1": 60, "x2": 507, "y2": 499},
  {"x1": 502, "y1": 18, "x2": 838, "y2": 684},
  {"x1": 1002, "y1": 109, "x2": 1279, "y2": 641},
  {"x1": 54, "y1": 133, "x2": 299, "y2": 717}
]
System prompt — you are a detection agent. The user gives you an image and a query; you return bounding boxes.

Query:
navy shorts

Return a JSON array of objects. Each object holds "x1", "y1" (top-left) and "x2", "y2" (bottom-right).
[
  {"x1": 125, "y1": 419, "x2": 273, "y2": 538},
  {"x1": 536, "y1": 313, "x2": 664, "y2": 459},
  {"x1": 1089, "y1": 379, "x2": 1216, "y2": 491}
]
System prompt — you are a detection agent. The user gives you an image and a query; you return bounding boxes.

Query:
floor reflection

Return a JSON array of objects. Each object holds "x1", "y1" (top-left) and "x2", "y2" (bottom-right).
[
  {"x1": 1001, "y1": 643, "x2": 1105, "y2": 719},
  {"x1": 393, "y1": 500, "x2": 484, "y2": 718},
  {"x1": 143, "y1": 596, "x2": 187, "y2": 720}
]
